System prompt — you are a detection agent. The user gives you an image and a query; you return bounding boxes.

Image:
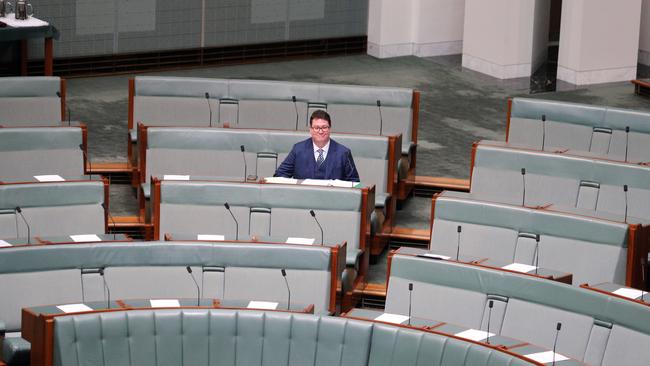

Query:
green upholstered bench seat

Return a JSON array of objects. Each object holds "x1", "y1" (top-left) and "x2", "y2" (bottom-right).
[
  {"x1": 0, "y1": 77, "x2": 64, "y2": 126},
  {"x1": 429, "y1": 191, "x2": 643, "y2": 287},
  {"x1": 0, "y1": 180, "x2": 106, "y2": 239},
  {"x1": 508, "y1": 97, "x2": 650, "y2": 164},
  {"x1": 385, "y1": 252, "x2": 650, "y2": 366},
  {"x1": 51, "y1": 309, "x2": 539, "y2": 366},
  {"x1": 0, "y1": 127, "x2": 85, "y2": 181}
]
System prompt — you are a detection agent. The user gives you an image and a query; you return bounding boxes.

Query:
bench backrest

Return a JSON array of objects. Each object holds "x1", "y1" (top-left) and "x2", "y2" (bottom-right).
[
  {"x1": 0, "y1": 241, "x2": 338, "y2": 330},
  {"x1": 0, "y1": 77, "x2": 65, "y2": 126},
  {"x1": 385, "y1": 254, "x2": 650, "y2": 366},
  {"x1": 508, "y1": 98, "x2": 650, "y2": 163},
  {"x1": 130, "y1": 76, "x2": 416, "y2": 148},
  {"x1": 53, "y1": 309, "x2": 538, "y2": 366},
  {"x1": 430, "y1": 191, "x2": 644, "y2": 287},
  {"x1": 470, "y1": 141, "x2": 650, "y2": 220},
  {"x1": 142, "y1": 126, "x2": 399, "y2": 197},
  {"x1": 153, "y1": 180, "x2": 372, "y2": 269},
  {"x1": 0, "y1": 180, "x2": 106, "y2": 240},
  {"x1": 0, "y1": 126, "x2": 85, "y2": 181}
]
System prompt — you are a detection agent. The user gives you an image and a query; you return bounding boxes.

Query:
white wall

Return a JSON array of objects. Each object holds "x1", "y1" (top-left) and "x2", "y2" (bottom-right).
[
  {"x1": 367, "y1": 0, "x2": 465, "y2": 58},
  {"x1": 558, "y1": 0, "x2": 642, "y2": 84},
  {"x1": 462, "y1": 0, "x2": 538, "y2": 79},
  {"x1": 640, "y1": 0, "x2": 650, "y2": 66}
]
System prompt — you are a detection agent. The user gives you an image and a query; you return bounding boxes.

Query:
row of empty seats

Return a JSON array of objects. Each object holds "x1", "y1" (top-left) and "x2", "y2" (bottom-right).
[{"x1": 383, "y1": 250, "x2": 650, "y2": 365}]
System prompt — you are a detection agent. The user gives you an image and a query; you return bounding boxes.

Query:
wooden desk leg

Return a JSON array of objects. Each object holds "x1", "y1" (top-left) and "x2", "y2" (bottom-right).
[
  {"x1": 44, "y1": 38, "x2": 53, "y2": 76},
  {"x1": 20, "y1": 39, "x2": 28, "y2": 76}
]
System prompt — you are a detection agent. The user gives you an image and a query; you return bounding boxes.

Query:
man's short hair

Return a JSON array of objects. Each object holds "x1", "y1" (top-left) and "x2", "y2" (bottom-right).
[{"x1": 310, "y1": 110, "x2": 331, "y2": 127}]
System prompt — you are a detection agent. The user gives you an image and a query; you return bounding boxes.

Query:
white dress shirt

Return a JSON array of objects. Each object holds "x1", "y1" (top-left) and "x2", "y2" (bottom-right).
[{"x1": 313, "y1": 140, "x2": 330, "y2": 163}]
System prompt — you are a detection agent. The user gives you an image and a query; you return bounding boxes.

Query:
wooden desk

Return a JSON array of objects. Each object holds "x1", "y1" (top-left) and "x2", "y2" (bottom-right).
[
  {"x1": 632, "y1": 79, "x2": 650, "y2": 97},
  {"x1": 0, "y1": 234, "x2": 130, "y2": 247},
  {"x1": 0, "y1": 20, "x2": 59, "y2": 76},
  {"x1": 23, "y1": 300, "x2": 314, "y2": 366},
  {"x1": 580, "y1": 282, "x2": 649, "y2": 306},
  {"x1": 344, "y1": 308, "x2": 584, "y2": 365}
]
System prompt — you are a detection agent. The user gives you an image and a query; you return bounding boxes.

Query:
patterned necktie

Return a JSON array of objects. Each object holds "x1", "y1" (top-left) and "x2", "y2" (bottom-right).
[{"x1": 316, "y1": 148, "x2": 324, "y2": 166}]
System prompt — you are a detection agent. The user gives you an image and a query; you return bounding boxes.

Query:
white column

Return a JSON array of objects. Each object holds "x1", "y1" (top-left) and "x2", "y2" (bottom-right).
[
  {"x1": 461, "y1": 0, "x2": 542, "y2": 79},
  {"x1": 640, "y1": 0, "x2": 650, "y2": 66},
  {"x1": 557, "y1": 0, "x2": 642, "y2": 85},
  {"x1": 367, "y1": 0, "x2": 465, "y2": 59}
]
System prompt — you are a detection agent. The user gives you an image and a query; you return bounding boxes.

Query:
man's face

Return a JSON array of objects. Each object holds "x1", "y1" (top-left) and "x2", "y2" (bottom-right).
[{"x1": 310, "y1": 118, "x2": 331, "y2": 147}]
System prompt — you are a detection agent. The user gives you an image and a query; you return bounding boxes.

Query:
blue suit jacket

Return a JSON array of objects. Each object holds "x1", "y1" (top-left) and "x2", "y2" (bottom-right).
[{"x1": 275, "y1": 138, "x2": 360, "y2": 181}]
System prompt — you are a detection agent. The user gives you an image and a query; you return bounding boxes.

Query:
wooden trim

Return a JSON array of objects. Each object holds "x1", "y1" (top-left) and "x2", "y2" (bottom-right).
[
  {"x1": 43, "y1": 317, "x2": 55, "y2": 366},
  {"x1": 505, "y1": 98, "x2": 513, "y2": 142},
  {"x1": 138, "y1": 122, "x2": 148, "y2": 184},
  {"x1": 468, "y1": 141, "x2": 478, "y2": 191},
  {"x1": 411, "y1": 90, "x2": 420, "y2": 144},
  {"x1": 414, "y1": 176, "x2": 470, "y2": 192},
  {"x1": 44, "y1": 38, "x2": 54, "y2": 76},
  {"x1": 80, "y1": 123, "x2": 89, "y2": 174},
  {"x1": 428, "y1": 193, "x2": 439, "y2": 250},
  {"x1": 386, "y1": 134, "x2": 400, "y2": 195},
  {"x1": 579, "y1": 283, "x2": 650, "y2": 307},
  {"x1": 152, "y1": 178, "x2": 162, "y2": 240},
  {"x1": 59, "y1": 78, "x2": 67, "y2": 121},
  {"x1": 386, "y1": 249, "x2": 396, "y2": 288},
  {"x1": 128, "y1": 79, "x2": 135, "y2": 130},
  {"x1": 329, "y1": 244, "x2": 340, "y2": 313}
]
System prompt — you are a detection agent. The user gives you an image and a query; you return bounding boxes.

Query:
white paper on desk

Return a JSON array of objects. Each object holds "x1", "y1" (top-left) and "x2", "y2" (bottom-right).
[
  {"x1": 421, "y1": 253, "x2": 451, "y2": 260},
  {"x1": 150, "y1": 299, "x2": 180, "y2": 308},
  {"x1": 247, "y1": 301, "x2": 278, "y2": 310},
  {"x1": 331, "y1": 180, "x2": 356, "y2": 188},
  {"x1": 613, "y1": 287, "x2": 646, "y2": 299},
  {"x1": 0, "y1": 240, "x2": 11, "y2": 247},
  {"x1": 70, "y1": 234, "x2": 102, "y2": 242},
  {"x1": 502, "y1": 263, "x2": 537, "y2": 273},
  {"x1": 301, "y1": 179, "x2": 329, "y2": 186},
  {"x1": 0, "y1": 16, "x2": 49, "y2": 27},
  {"x1": 286, "y1": 237, "x2": 315, "y2": 245},
  {"x1": 163, "y1": 175, "x2": 190, "y2": 181},
  {"x1": 454, "y1": 329, "x2": 495, "y2": 342},
  {"x1": 34, "y1": 175, "x2": 65, "y2": 182},
  {"x1": 197, "y1": 234, "x2": 225, "y2": 241},
  {"x1": 264, "y1": 177, "x2": 298, "y2": 184},
  {"x1": 523, "y1": 351, "x2": 569, "y2": 363},
  {"x1": 374, "y1": 313, "x2": 410, "y2": 324},
  {"x1": 57, "y1": 303, "x2": 93, "y2": 313}
]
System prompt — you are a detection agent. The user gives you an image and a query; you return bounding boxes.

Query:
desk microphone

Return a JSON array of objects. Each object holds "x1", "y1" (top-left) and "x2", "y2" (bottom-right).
[
  {"x1": 309, "y1": 210, "x2": 324, "y2": 246},
  {"x1": 455, "y1": 225, "x2": 462, "y2": 261},
  {"x1": 534, "y1": 234, "x2": 540, "y2": 275},
  {"x1": 623, "y1": 184, "x2": 627, "y2": 224},
  {"x1": 377, "y1": 100, "x2": 383, "y2": 135},
  {"x1": 98, "y1": 268, "x2": 111, "y2": 309},
  {"x1": 101, "y1": 203, "x2": 117, "y2": 240},
  {"x1": 224, "y1": 203, "x2": 239, "y2": 240},
  {"x1": 292, "y1": 96, "x2": 299, "y2": 130},
  {"x1": 186, "y1": 266, "x2": 200, "y2": 306},
  {"x1": 486, "y1": 300, "x2": 494, "y2": 344},
  {"x1": 205, "y1": 92, "x2": 212, "y2": 127},
  {"x1": 14, "y1": 207, "x2": 30, "y2": 244},
  {"x1": 521, "y1": 168, "x2": 527, "y2": 206},
  {"x1": 407, "y1": 282, "x2": 413, "y2": 326},
  {"x1": 552, "y1": 322, "x2": 562, "y2": 366},
  {"x1": 624, "y1": 126, "x2": 630, "y2": 162},
  {"x1": 79, "y1": 144, "x2": 92, "y2": 180},
  {"x1": 540, "y1": 114, "x2": 547, "y2": 150},
  {"x1": 281, "y1": 269, "x2": 291, "y2": 310},
  {"x1": 240, "y1": 145, "x2": 247, "y2": 181}
]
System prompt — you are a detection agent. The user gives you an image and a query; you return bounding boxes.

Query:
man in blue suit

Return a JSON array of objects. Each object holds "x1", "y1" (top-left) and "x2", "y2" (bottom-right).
[{"x1": 275, "y1": 110, "x2": 360, "y2": 181}]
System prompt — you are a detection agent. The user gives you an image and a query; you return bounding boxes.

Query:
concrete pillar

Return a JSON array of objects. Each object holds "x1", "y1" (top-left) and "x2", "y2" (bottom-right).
[
  {"x1": 367, "y1": 0, "x2": 465, "y2": 59},
  {"x1": 557, "y1": 0, "x2": 642, "y2": 85},
  {"x1": 462, "y1": 0, "x2": 549, "y2": 79},
  {"x1": 640, "y1": 0, "x2": 650, "y2": 66}
]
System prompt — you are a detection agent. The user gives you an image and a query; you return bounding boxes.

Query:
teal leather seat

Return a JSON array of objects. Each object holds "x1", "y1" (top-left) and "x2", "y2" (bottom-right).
[
  {"x1": 52, "y1": 309, "x2": 539, "y2": 366},
  {"x1": 0, "y1": 77, "x2": 63, "y2": 126},
  {"x1": 385, "y1": 253, "x2": 650, "y2": 366}
]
